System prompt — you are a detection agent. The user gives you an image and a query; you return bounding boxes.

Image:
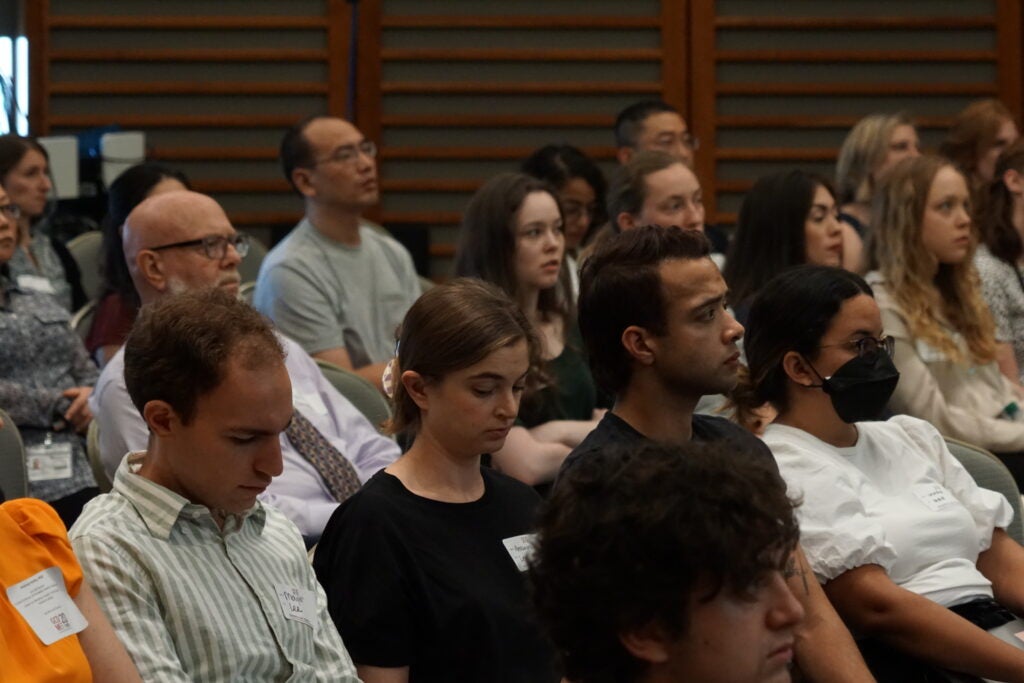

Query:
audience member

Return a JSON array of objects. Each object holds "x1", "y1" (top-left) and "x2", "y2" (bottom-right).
[
  {"x1": 255, "y1": 115, "x2": 421, "y2": 390},
  {"x1": 455, "y1": 172, "x2": 602, "y2": 486},
  {"x1": 561, "y1": 225, "x2": 875, "y2": 682},
  {"x1": 2, "y1": 497, "x2": 141, "y2": 682},
  {"x1": 90, "y1": 190, "x2": 399, "y2": 540},
  {"x1": 533, "y1": 440, "x2": 803, "y2": 683},
  {"x1": 71, "y1": 288, "x2": 360, "y2": 681},
  {"x1": 724, "y1": 170, "x2": 842, "y2": 324},
  {"x1": 977, "y1": 140, "x2": 1024, "y2": 384},
  {"x1": 741, "y1": 264, "x2": 1024, "y2": 683},
  {"x1": 521, "y1": 143, "x2": 607, "y2": 296},
  {"x1": 0, "y1": 134, "x2": 85, "y2": 310},
  {"x1": 86, "y1": 162, "x2": 190, "y2": 367},
  {"x1": 0, "y1": 184, "x2": 97, "y2": 527},
  {"x1": 835, "y1": 113, "x2": 921, "y2": 272},
  {"x1": 614, "y1": 99, "x2": 697, "y2": 168},
  {"x1": 313, "y1": 279, "x2": 559, "y2": 683},
  {"x1": 866, "y1": 154, "x2": 1024, "y2": 482},
  {"x1": 608, "y1": 150, "x2": 704, "y2": 234},
  {"x1": 941, "y1": 98, "x2": 1019, "y2": 214}
]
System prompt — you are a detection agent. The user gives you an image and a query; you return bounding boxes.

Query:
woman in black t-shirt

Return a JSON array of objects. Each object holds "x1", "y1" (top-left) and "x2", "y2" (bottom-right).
[{"x1": 313, "y1": 279, "x2": 559, "y2": 683}]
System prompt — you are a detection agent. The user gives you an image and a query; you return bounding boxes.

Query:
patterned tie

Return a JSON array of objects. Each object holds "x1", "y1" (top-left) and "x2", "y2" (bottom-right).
[{"x1": 285, "y1": 410, "x2": 363, "y2": 502}]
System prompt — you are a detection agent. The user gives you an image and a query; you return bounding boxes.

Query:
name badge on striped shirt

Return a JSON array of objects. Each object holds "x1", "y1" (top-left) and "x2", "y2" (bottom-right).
[
  {"x1": 274, "y1": 584, "x2": 316, "y2": 629},
  {"x1": 7, "y1": 567, "x2": 88, "y2": 646}
]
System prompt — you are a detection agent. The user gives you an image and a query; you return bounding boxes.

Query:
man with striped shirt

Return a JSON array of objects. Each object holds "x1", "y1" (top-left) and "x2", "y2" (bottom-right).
[{"x1": 70, "y1": 289, "x2": 359, "y2": 682}]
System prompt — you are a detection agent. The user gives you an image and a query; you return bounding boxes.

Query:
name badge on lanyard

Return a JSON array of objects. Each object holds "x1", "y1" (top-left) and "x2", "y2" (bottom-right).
[{"x1": 25, "y1": 434, "x2": 73, "y2": 482}]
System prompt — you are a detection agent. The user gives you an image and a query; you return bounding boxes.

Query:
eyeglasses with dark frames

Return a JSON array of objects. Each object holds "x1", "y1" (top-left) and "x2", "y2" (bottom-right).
[
  {"x1": 819, "y1": 335, "x2": 895, "y2": 360},
  {"x1": 149, "y1": 233, "x2": 251, "y2": 260}
]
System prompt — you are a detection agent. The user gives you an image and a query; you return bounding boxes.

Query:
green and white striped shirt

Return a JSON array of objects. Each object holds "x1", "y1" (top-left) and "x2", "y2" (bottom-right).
[{"x1": 70, "y1": 452, "x2": 360, "y2": 682}]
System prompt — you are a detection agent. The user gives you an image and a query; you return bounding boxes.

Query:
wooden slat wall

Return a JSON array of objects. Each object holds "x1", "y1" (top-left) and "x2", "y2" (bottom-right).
[
  {"x1": 28, "y1": 0, "x2": 351, "y2": 244},
  {"x1": 693, "y1": 0, "x2": 1021, "y2": 225},
  {"x1": 366, "y1": 0, "x2": 683, "y2": 273}
]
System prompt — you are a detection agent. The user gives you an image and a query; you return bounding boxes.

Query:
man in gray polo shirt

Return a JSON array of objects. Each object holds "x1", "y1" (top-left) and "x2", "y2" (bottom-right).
[{"x1": 255, "y1": 116, "x2": 421, "y2": 390}]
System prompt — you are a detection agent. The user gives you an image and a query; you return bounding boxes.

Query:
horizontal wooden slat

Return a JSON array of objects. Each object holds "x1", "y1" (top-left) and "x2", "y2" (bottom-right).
[
  {"x1": 381, "y1": 47, "x2": 660, "y2": 62},
  {"x1": 50, "y1": 81, "x2": 328, "y2": 95},
  {"x1": 715, "y1": 212, "x2": 738, "y2": 224},
  {"x1": 716, "y1": 49, "x2": 996, "y2": 63},
  {"x1": 717, "y1": 114, "x2": 953, "y2": 128},
  {"x1": 379, "y1": 145, "x2": 617, "y2": 160},
  {"x1": 49, "y1": 48, "x2": 327, "y2": 62},
  {"x1": 49, "y1": 114, "x2": 303, "y2": 128},
  {"x1": 152, "y1": 146, "x2": 279, "y2": 160},
  {"x1": 192, "y1": 179, "x2": 288, "y2": 193},
  {"x1": 48, "y1": 15, "x2": 327, "y2": 29},
  {"x1": 381, "y1": 113, "x2": 615, "y2": 127},
  {"x1": 429, "y1": 243, "x2": 456, "y2": 258},
  {"x1": 380, "y1": 178, "x2": 482, "y2": 193},
  {"x1": 715, "y1": 147, "x2": 837, "y2": 161},
  {"x1": 717, "y1": 82, "x2": 996, "y2": 96},
  {"x1": 381, "y1": 15, "x2": 660, "y2": 29},
  {"x1": 229, "y1": 210, "x2": 302, "y2": 226},
  {"x1": 715, "y1": 16, "x2": 995, "y2": 30},
  {"x1": 381, "y1": 81, "x2": 659, "y2": 94},
  {"x1": 717, "y1": 180, "x2": 756, "y2": 193}
]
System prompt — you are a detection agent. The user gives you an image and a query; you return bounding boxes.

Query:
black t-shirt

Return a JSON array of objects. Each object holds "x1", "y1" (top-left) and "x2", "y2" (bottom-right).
[
  {"x1": 559, "y1": 411, "x2": 780, "y2": 481},
  {"x1": 313, "y1": 468, "x2": 559, "y2": 683}
]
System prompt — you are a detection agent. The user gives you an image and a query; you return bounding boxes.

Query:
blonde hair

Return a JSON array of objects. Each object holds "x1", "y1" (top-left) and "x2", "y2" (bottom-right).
[
  {"x1": 870, "y1": 155, "x2": 996, "y2": 364},
  {"x1": 836, "y1": 112, "x2": 914, "y2": 205}
]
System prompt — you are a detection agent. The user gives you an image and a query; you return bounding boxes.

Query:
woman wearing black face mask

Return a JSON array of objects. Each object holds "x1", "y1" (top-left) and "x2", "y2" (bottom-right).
[{"x1": 737, "y1": 264, "x2": 1024, "y2": 683}]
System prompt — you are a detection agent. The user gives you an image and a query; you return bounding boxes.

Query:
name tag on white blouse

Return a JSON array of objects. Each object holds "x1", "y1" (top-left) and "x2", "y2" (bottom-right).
[
  {"x1": 274, "y1": 584, "x2": 316, "y2": 628},
  {"x1": 913, "y1": 482, "x2": 957, "y2": 511},
  {"x1": 25, "y1": 442, "x2": 73, "y2": 482},
  {"x1": 7, "y1": 567, "x2": 88, "y2": 645},
  {"x1": 16, "y1": 274, "x2": 56, "y2": 295},
  {"x1": 503, "y1": 533, "x2": 537, "y2": 572}
]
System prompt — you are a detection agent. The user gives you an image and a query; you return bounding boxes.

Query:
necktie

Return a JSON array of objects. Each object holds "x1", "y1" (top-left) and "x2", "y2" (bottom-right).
[{"x1": 285, "y1": 410, "x2": 363, "y2": 502}]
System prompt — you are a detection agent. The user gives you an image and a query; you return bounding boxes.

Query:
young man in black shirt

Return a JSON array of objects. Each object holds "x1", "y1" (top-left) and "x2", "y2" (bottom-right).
[{"x1": 562, "y1": 226, "x2": 874, "y2": 683}]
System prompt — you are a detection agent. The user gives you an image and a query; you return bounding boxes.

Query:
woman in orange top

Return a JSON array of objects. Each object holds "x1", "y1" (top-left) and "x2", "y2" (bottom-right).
[{"x1": 1, "y1": 497, "x2": 139, "y2": 682}]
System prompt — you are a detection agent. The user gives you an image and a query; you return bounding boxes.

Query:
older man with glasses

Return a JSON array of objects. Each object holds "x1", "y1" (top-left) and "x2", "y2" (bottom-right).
[
  {"x1": 254, "y1": 116, "x2": 421, "y2": 391},
  {"x1": 89, "y1": 190, "x2": 400, "y2": 542}
]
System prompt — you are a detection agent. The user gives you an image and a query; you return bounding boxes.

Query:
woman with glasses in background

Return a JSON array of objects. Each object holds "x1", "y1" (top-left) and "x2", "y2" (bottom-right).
[
  {"x1": 737, "y1": 264, "x2": 1024, "y2": 683},
  {"x1": 0, "y1": 135, "x2": 86, "y2": 310}
]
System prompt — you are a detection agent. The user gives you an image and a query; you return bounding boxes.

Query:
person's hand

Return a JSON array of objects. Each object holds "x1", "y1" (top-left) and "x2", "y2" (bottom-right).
[{"x1": 62, "y1": 386, "x2": 93, "y2": 433}]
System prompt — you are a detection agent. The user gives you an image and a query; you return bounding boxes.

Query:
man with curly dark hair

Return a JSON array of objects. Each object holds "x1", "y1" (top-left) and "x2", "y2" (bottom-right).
[{"x1": 531, "y1": 440, "x2": 803, "y2": 683}]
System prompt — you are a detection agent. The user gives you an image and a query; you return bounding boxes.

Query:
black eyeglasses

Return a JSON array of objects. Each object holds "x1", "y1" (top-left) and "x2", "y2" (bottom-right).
[
  {"x1": 0, "y1": 203, "x2": 21, "y2": 219},
  {"x1": 149, "y1": 233, "x2": 251, "y2": 260},
  {"x1": 820, "y1": 335, "x2": 895, "y2": 360}
]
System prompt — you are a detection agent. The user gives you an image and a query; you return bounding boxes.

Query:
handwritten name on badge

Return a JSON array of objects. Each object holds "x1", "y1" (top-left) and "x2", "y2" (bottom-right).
[
  {"x1": 502, "y1": 533, "x2": 537, "y2": 572},
  {"x1": 274, "y1": 584, "x2": 316, "y2": 629},
  {"x1": 7, "y1": 566, "x2": 88, "y2": 645}
]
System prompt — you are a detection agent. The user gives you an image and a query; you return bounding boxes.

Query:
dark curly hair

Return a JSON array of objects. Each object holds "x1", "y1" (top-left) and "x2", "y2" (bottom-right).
[{"x1": 530, "y1": 440, "x2": 799, "y2": 683}]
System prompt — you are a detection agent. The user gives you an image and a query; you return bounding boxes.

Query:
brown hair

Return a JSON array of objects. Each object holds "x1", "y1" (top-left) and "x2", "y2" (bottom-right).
[
  {"x1": 606, "y1": 150, "x2": 681, "y2": 230},
  {"x1": 0, "y1": 134, "x2": 48, "y2": 182},
  {"x1": 870, "y1": 155, "x2": 996, "y2": 364},
  {"x1": 835, "y1": 112, "x2": 914, "y2": 205},
  {"x1": 941, "y1": 99, "x2": 1014, "y2": 179},
  {"x1": 979, "y1": 140, "x2": 1024, "y2": 264},
  {"x1": 386, "y1": 278, "x2": 541, "y2": 435},
  {"x1": 124, "y1": 288, "x2": 284, "y2": 424}
]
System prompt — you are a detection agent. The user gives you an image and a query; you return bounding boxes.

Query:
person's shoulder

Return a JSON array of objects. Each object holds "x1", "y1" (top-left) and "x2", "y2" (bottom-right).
[
  {"x1": 68, "y1": 491, "x2": 138, "y2": 541},
  {"x1": 1, "y1": 498, "x2": 66, "y2": 538},
  {"x1": 692, "y1": 413, "x2": 757, "y2": 443},
  {"x1": 261, "y1": 220, "x2": 319, "y2": 267},
  {"x1": 482, "y1": 467, "x2": 542, "y2": 505}
]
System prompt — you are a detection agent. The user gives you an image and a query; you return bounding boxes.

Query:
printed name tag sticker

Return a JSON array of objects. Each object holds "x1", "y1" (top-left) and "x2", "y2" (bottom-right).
[
  {"x1": 16, "y1": 274, "x2": 56, "y2": 295},
  {"x1": 25, "y1": 442, "x2": 73, "y2": 482},
  {"x1": 7, "y1": 566, "x2": 88, "y2": 645},
  {"x1": 274, "y1": 583, "x2": 316, "y2": 629},
  {"x1": 913, "y1": 482, "x2": 957, "y2": 512},
  {"x1": 502, "y1": 533, "x2": 537, "y2": 572}
]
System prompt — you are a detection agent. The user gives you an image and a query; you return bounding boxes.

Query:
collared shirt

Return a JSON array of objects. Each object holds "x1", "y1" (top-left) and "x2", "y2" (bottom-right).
[
  {"x1": 0, "y1": 274, "x2": 97, "y2": 501},
  {"x1": 70, "y1": 452, "x2": 359, "y2": 682},
  {"x1": 91, "y1": 331, "x2": 400, "y2": 537},
  {"x1": 7, "y1": 231, "x2": 73, "y2": 311}
]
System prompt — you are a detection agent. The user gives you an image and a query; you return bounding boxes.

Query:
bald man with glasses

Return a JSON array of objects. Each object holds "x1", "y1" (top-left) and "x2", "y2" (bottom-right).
[
  {"x1": 89, "y1": 190, "x2": 400, "y2": 542},
  {"x1": 255, "y1": 116, "x2": 421, "y2": 391}
]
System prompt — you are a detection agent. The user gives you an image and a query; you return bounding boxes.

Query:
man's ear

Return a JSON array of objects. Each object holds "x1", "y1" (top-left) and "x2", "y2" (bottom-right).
[
  {"x1": 291, "y1": 167, "x2": 317, "y2": 198},
  {"x1": 781, "y1": 350, "x2": 819, "y2": 388},
  {"x1": 136, "y1": 250, "x2": 167, "y2": 292},
  {"x1": 400, "y1": 370, "x2": 429, "y2": 411},
  {"x1": 617, "y1": 212, "x2": 637, "y2": 232},
  {"x1": 616, "y1": 146, "x2": 634, "y2": 166},
  {"x1": 1003, "y1": 168, "x2": 1024, "y2": 196},
  {"x1": 142, "y1": 400, "x2": 178, "y2": 437},
  {"x1": 621, "y1": 325, "x2": 656, "y2": 367},
  {"x1": 619, "y1": 621, "x2": 673, "y2": 665}
]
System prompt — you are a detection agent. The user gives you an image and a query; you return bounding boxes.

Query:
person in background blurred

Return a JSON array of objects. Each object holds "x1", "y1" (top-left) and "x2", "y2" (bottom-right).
[{"x1": 941, "y1": 98, "x2": 1020, "y2": 217}]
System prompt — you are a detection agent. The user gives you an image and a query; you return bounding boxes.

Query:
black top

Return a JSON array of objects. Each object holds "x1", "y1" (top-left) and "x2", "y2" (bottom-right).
[
  {"x1": 559, "y1": 411, "x2": 780, "y2": 481},
  {"x1": 313, "y1": 468, "x2": 558, "y2": 683}
]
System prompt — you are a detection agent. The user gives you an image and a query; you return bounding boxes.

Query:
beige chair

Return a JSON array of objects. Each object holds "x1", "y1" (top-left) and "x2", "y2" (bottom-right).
[
  {"x1": 69, "y1": 299, "x2": 98, "y2": 341},
  {"x1": 66, "y1": 230, "x2": 104, "y2": 301},
  {"x1": 238, "y1": 235, "x2": 268, "y2": 284},
  {"x1": 86, "y1": 421, "x2": 113, "y2": 493},
  {"x1": 314, "y1": 359, "x2": 391, "y2": 432},
  {"x1": 945, "y1": 437, "x2": 1024, "y2": 544},
  {"x1": 0, "y1": 408, "x2": 27, "y2": 499}
]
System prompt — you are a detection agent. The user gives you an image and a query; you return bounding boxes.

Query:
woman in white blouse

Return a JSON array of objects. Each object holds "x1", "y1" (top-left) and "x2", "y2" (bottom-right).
[{"x1": 739, "y1": 263, "x2": 1024, "y2": 682}]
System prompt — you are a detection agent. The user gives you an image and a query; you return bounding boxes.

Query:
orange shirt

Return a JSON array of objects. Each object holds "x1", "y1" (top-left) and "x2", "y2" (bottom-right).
[{"x1": 0, "y1": 498, "x2": 91, "y2": 683}]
